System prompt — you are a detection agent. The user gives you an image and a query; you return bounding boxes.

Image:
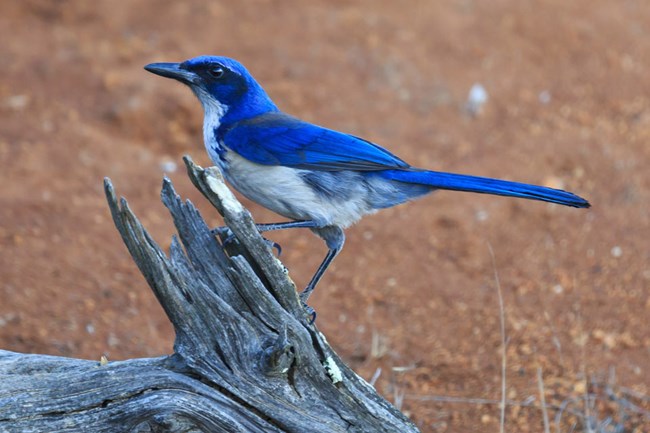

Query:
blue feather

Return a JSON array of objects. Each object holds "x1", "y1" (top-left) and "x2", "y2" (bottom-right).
[
  {"x1": 380, "y1": 170, "x2": 590, "y2": 208},
  {"x1": 222, "y1": 112, "x2": 410, "y2": 171}
]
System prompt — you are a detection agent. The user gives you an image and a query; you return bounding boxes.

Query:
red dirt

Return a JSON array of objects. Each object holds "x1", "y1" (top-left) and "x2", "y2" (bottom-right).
[{"x1": 1, "y1": 1, "x2": 649, "y2": 431}]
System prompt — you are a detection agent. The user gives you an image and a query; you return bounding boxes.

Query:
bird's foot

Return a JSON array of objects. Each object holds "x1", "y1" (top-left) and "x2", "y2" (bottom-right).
[
  {"x1": 211, "y1": 226, "x2": 282, "y2": 256},
  {"x1": 269, "y1": 240, "x2": 282, "y2": 256},
  {"x1": 211, "y1": 226, "x2": 234, "y2": 243},
  {"x1": 302, "y1": 302, "x2": 317, "y2": 325},
  {"x1": 299, "y1": 288, "x2": 317, "y2": 324}
]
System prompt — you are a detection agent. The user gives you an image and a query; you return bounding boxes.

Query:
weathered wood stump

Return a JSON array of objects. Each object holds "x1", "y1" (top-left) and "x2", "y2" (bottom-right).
[{"x1": 0, "y1": 157, "x2": 419, "y2": 433}]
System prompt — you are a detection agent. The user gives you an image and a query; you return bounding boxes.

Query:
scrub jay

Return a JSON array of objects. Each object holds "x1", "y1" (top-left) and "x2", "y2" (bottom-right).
[{"x1": 145, "y1": 56, "x2": 589, "y2": 312}]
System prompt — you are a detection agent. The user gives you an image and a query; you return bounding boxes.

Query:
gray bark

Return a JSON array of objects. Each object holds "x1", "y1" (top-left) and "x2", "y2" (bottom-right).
[{"x1": 0, "y1": 157, "x2": 419, "y2": 433}]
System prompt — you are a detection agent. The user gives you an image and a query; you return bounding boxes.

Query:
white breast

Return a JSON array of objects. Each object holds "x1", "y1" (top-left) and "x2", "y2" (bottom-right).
[{"x1": 221, "y1": 152, "x2": 375, "y2": 228}]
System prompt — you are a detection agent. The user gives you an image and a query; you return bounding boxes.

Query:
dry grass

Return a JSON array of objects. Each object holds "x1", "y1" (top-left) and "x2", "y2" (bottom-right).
[
  {"x1": 406, "y1": 376, "x2": 650, "y2": 432},
  {"x1": 398, "y1": 250, "x2": 650, "y2": 432}
]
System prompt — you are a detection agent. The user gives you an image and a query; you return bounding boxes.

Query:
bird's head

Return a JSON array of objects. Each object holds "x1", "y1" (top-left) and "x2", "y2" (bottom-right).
[{"x1": 145, "y1": 55, "x2": 277, "y2": 123}]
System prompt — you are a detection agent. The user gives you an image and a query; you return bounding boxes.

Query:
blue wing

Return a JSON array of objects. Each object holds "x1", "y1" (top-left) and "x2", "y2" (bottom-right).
[
  {"x1": 221, "y1": 112, "x2": 410, "y2": 171},
  {"x1": 220, "y1": 113, "x2": 591, "y2": 208}
]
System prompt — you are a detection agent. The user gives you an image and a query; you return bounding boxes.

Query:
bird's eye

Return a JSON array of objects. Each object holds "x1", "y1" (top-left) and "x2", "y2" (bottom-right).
[{"x1": 208, "y1": 66, "x2": 225, "y2": 79}]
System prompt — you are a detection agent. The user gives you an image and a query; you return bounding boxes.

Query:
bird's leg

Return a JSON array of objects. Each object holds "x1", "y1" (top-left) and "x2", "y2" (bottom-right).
[
  {"x1": 211, "y1": 226, "x2": 281, "y2": 254},
  {"x1": 253, "y1": 220, "x2": 322, "y2": 256},
  {"x1": 252, "y1": 223, "x2": 345, "y2": 322},
  {"x1": 300, "y1": 226, "x2": 345, "y2": 321},
  {"x1": 213, "y1": 221, "x2": 344, "y2": 323},
  {"x1": 300, "y1": 245, "x2": 342, "y2": 303},
  {"x1": 211, "y1": 220, "x2": 317, "y2": 240},
  {"x1": 212, "y1": 220, "x2": 318, "y2": 255},
  {"x1": 256, "y1": 221, "x2": 346, "y2": 323},
  {"x1": 255, "y1": 220, "x2": 321, "y2": 232}
]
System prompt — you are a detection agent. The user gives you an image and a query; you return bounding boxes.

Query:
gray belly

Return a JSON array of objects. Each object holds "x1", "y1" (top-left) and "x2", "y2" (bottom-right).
[{"x1": 220, "y1": 152, "x2": 374, "y2": 227}]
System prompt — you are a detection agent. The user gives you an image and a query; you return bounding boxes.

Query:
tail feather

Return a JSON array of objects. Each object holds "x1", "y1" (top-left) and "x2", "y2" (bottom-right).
[{"x1": 382, "y1": 169, "x2": 590, "y2": 208}]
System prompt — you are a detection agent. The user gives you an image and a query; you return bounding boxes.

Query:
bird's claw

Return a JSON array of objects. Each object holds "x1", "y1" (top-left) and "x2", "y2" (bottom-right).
[
  {"x1": 211, "y1": 226, "x2": 234, "y2": 243},
  {"x1": 269, "y1": 240, "x2": 282, "y2": 256},
  {"x1": 211, "y1": 226, "x2": 281, "y2": 256},
  {"x1": 301, "y1": 302, "x2": 317, "y2": 324}
]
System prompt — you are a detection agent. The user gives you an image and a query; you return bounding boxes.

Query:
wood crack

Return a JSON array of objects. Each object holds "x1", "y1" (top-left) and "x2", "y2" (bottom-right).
[{"x1": 0, "y1": 157, "x2": 419, "y2": 433}]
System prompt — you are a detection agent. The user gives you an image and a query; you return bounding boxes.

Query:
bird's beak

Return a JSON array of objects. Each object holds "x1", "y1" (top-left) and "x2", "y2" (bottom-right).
[{"x1": 144, "y1": 62, "x2": 198, "y2": 85}]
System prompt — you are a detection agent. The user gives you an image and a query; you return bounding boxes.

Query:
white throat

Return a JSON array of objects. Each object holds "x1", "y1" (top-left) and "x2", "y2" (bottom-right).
[
  {"x1": 194, "y1": 88, "x2": 226, "y2": 132},
  {"x1": 192, "y1": 87, "x2": 228, "y2": 161}
]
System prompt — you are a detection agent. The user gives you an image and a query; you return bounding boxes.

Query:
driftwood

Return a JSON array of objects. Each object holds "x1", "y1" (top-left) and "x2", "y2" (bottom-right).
[{"x1": 0, "y1": 157, "x2": 419, "y2": 433}]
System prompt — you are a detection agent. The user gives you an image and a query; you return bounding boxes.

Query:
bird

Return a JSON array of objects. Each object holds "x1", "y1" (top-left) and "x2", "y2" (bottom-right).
[{"x1": 145, "y1": 55, "x2": 590, "y2": 316}]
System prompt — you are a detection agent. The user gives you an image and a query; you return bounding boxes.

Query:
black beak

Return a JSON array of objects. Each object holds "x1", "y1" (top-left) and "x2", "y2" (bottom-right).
[{"x1": 144, "y1": 62, "x2": 198, "y2": 85}]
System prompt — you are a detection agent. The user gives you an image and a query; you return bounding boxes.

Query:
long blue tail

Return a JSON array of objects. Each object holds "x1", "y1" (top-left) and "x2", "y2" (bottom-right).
[{"x1": 382, "y1": 169, "x2": 590, "y2": 208}]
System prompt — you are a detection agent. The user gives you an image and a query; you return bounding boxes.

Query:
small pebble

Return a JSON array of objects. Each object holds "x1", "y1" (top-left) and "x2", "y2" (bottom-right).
[
  {"x1": 610, "y1": 246, "x2": 622, "y2": 258},
  {"x1": 107, "y1": 333, "x2": 120, "y2": 348},
  {"x1": 466, "y1": 83, "x2": 488, "y2": 116},
  {"x1": 5, "y1": 94, "x2": 30, "y2": 110},
  {"x1": 160, "y1": 160, "x2": 178, "y2": 173},
  {"x1": 538, "y1": 90, "x2": 551, "y2": 104}
]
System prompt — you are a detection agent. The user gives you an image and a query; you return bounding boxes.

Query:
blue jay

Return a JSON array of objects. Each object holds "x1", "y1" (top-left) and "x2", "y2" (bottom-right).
[{"x1": 145, "y1": 55, "x2": 589, "y2": 311}]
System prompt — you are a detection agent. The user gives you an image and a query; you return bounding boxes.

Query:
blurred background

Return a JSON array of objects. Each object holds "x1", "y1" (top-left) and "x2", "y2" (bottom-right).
[{"x1": 1, "y1": 1, "x2": 648, "y2": 431}]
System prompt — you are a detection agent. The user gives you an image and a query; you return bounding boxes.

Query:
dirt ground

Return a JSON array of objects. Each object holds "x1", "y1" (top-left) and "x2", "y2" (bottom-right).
[{"x1": 1, "y1": 1, "x2": 649, "y2": 431}]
